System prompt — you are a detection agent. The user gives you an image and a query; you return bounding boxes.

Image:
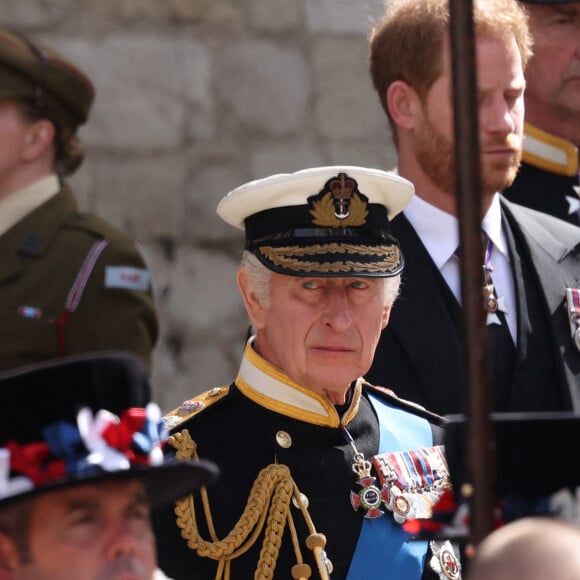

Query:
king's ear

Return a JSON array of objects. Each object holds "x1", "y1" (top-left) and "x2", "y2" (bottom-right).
[
  {"x1": 386, "y1": 80, "x2": 420, "y2": 131},
  {"x1": 381, "y1": 305, "x2": 392, "y2": 331},
  {"x1": 237, "y1": 267, "x2": 268, "y2": 331}
]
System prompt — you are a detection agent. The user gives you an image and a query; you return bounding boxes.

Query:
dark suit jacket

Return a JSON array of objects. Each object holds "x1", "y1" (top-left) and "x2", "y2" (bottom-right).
[
  {"x1": 366, "y1": 197, "x2": 580, "y2": 415},
  {"x1": 0, "y1": 182, "x2": 158, "y2": 371}
]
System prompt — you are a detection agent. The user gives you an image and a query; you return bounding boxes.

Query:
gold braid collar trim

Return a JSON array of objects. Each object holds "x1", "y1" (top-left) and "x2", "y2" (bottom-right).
[
  {"x1": 523, "y1": 122, "x2": 579, "y2": 176},
  {"x1": 259, "y1": 243, "x2": 401, "y2": 274},
  {"x1": 169, "y1": 429, "x2": 331, "y2": 580}
]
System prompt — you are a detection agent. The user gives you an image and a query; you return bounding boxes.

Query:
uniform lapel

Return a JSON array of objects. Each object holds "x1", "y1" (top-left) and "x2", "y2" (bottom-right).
[
  {"x1": 503, "y1": 201, "x2": 580, "y2": 307},
  {"x1": 0, "y1": 185, "x2": 77, "y2": 283},
  {"x1": 0, "y1": 231, "x2": 23, "y2": 282},
  {"x1": 502, "y1": 198, "x2": 580, "y2": 409},
  {"x1": 389, "y1": 215, "x2": 466, "y2": 413}
]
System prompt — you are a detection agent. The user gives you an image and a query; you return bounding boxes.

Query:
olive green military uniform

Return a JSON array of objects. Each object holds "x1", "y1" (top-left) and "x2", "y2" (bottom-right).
[
  {"x1": 0, "y1": 183, "x2": 158, "y2": 371},
  {"x1": 0, "y1": 30, "x2": 159, "y2": 372}
]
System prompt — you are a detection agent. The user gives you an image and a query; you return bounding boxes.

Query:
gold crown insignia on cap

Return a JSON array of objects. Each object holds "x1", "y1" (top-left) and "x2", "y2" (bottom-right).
[{"x1": 309, "y1": 173, "x2": 369, "y2": 227}]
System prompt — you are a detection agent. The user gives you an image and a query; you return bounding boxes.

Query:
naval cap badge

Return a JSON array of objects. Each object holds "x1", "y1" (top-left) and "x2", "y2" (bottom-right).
[{"x1": 308, "y1": 172, "x2": 369, "y2": 227}]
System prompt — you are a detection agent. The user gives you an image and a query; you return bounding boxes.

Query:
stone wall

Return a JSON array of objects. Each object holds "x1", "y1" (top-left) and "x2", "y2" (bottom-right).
[{"x1": 2, "y1": 0, "x2": 398, "y2": 412}]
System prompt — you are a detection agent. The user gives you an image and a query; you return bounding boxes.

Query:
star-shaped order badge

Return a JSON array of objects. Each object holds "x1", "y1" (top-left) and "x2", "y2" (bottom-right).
[
  {"x1": 481, "y1": 240, "x2": 509, "y2": 327},
  {"x1": 566, "y1": 193, "x2": 580, "y2": 217},
  {"x1": 483, "y1": 280, "x2": 508, "y2": 326}
]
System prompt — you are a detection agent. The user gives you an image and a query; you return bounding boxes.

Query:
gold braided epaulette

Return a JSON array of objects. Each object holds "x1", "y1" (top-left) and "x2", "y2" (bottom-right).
[{"x1": 162, "y1": 386, "x2": 230, "y2": 432}]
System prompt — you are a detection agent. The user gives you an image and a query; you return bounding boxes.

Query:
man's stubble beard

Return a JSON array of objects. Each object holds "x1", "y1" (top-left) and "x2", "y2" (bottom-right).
[{"x1": 414, "y1": 108, "x2": 522, "y2": 200}]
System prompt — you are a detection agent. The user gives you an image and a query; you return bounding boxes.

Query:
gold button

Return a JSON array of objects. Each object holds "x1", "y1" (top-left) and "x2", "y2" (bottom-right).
[{"x1": 275, "y1": 430, "x2": 292, "y2": 448}]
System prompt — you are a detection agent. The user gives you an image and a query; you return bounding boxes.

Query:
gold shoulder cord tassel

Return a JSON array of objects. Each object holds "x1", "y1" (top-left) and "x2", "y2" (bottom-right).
[{"x1": 170, "y1": 430, "x2": 331, "y2": 580}]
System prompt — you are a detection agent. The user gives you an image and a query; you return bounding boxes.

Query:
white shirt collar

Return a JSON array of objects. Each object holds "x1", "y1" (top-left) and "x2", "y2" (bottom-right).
[
  {"x1": 403, "y1": 194, "x2": 460, "y2": 267},
  {"x1": 481, "y1": 194, "x2": 509, "y2": 260},
  {"x1": 404, "y1": 192, "x2": 507, "y2": 262}
]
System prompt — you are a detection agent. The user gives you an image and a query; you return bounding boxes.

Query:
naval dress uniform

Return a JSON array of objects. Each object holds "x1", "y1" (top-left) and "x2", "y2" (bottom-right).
[
  {"x1": 154, "y1": 166, "x2": 462, "y2": 579},
  {"x1": 0, "y1": 178, "x2": 158, "y2": 371},
  {"x1": 155, "y1": 341, "x2": 456, "y2": 580},
  {"x1": 503, "y1": 122, "x2": 580, "y2": 227}
]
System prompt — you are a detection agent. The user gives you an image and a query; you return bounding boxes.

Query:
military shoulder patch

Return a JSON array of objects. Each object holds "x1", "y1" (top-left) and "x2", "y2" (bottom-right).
[
  {"x1": 162, "y1": 386, "x2": 230, "y2": 431},
  {"x1": 105, "y1": 266, "x2": 150, "y2": 291}
]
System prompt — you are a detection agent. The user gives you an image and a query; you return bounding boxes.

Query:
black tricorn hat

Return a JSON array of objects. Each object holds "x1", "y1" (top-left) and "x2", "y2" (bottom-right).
[
  {"x1": 0, "y1": 353, "x2": 218, "y2": 510},
  {"x1": 444, "y1": 412, "x2": 580, "y2": 498},
  {"x1": 0, "y1": 29, "x2": 94, "y2": 130},
  {"x1": 217, "y1": 166, "x2": 414, "y2": 278}
]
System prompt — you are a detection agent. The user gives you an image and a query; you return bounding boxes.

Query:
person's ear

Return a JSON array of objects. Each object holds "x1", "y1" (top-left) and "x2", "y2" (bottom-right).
[
  {"x1": 386, "y1": 80, "x2": 420, "y2": 131},
  {"x1": 237, "y1": 268, "x2": 268, "y2": 330},
  {"x1": 22, "y1": 119, "x2": 55, "y2": 162},
  {"x1": 0, "y1": 532, "x2": 21, "y2": 574},
  {"x1": 381, "y1": 306, "x2": 391, "y2": 330}
]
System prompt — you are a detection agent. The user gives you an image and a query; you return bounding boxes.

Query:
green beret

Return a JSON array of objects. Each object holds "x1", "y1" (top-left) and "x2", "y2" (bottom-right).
[{"x1": 0, "y1": 30, "x2": 94, "y2": 130}]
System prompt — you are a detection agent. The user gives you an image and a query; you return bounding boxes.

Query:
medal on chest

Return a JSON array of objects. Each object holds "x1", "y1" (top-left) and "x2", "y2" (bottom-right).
[
  {"x1": 482, "y1": 239, "x2": 508, "y2": 326},
  {"x1": 341, "y1": 424, "x2": 451, "y2": 524},
  {"x1": 349, "y1": 451, "x2": 389, "y2": 519}
]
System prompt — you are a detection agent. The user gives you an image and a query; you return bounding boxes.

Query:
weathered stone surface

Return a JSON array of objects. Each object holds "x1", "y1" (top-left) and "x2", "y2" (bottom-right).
[
  {"x1": 305, "y1": 0, "x2": 386, "y2": 33},
  {"x1": 215, "y1": 41, "x2": 310, "y2": 135},
  {"x1": 183, "y1": 164, "x2": 247, "y2": 243},
  {"x1": 47, "y1": 35, "x2": 211, "y2": 151},
  {"x1": 249, "y1": 0, "x2": 302, "y2": 32},
  {"x1": 312, "y1": 36, "x2": 386, "y2": 141},
  {"x1": 0, "y1": 0, "x2": 72, "y2": 28},
  {"x1": 325, "y1": 140, "x2": 396, "y2": 172},
  {"x1": 250, "y1": 139, "x2": 324, "y2": 178},
  {"x1": 88, "y1": 155, "x2": 188, "y2": 240},
  {"x1": 109, "y1": 0, "x2": 212, "y2": 23},
  {"x1": 160, "y1": 246, "x2": 242, "y2": 332}
]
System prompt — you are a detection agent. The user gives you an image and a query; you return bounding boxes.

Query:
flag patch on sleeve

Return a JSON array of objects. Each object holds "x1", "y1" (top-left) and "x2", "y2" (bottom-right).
[{"x1": 105, "y1": 266, "x2": 150, "y2": 291}]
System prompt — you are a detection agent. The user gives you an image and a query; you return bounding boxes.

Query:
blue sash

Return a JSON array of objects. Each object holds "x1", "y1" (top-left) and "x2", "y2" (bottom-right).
[{"x1": 346, "y1": 394, "x2": 432, "y2": 579}]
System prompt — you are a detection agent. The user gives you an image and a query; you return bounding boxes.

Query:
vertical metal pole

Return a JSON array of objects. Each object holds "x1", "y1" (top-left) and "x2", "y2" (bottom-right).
[{"x1": 448, "y1": 0, "x2": 496, "y2": 545}]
